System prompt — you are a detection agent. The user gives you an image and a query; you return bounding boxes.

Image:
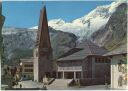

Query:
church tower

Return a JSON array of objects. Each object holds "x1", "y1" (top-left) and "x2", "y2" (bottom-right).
[{"x1": 34, "y1": 5, "x2": 53, "y2": 82}]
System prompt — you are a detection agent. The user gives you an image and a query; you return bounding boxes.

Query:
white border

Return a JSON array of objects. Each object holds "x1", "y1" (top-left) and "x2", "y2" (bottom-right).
[
  {"x1": 0, "y1": 0, "x2": 127, "y2": 91},
  {"x1": 2, "y1": 0, "x2": 118, "y2": 1}
]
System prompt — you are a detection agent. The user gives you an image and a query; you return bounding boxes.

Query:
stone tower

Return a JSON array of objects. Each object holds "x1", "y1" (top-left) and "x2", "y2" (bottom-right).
[{"x1": 34, "y1": 5, "x2": 53, "y2": 82}]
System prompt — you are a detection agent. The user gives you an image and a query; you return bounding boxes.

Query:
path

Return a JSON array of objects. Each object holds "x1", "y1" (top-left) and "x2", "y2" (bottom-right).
[
  {"x1": 14, "y1": 80, "x2": 43, "y2": 88},
  {"x1": 47, "y1": 79, "x2": 72, "y2": 90},
  {"x1": 13, "y1": 80, "x2": 111, "y2": 90}
]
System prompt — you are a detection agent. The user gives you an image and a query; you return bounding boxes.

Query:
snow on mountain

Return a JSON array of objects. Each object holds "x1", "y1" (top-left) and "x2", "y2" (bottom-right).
[
  {"x1": 29, "y1": 26, "x2": 38, "y2": 29},
  {"x1": 30, "y1": 1, "x2": 125, "y2": 40}
]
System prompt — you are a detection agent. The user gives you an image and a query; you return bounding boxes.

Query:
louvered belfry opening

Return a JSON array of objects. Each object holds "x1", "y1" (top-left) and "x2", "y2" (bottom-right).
[{"x1": 34, "y1": 5, "x2": 53, "y2": 82}]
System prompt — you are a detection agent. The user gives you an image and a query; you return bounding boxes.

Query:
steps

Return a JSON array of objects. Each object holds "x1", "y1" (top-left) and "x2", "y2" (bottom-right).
[{"x1": 47, "y1": 79, "x2": 72, "y2": 90}]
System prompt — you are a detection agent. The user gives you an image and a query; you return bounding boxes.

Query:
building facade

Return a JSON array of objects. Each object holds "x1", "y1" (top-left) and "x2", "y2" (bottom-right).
[
  {"x1": 111, "y1": 54, "x2": 127, "y2": 89},
  {"x1": 57, "y1": 40, "x2": 110, "y2": 83},
  {"x1": 20, "y1": 58, "x2": 34, "y2": 79},
  {"x1": 57, "y1": 56, "x2": 110, "y2": 80},
  {"x1": 104, "y1": 45, "x2": 127, "y2": 89}
]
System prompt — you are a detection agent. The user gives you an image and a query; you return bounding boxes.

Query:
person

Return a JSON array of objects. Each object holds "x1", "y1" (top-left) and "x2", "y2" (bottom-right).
[
  {"x1": 20, "y1": 84, "x2": 22, "y2": 88},
  {"x1": 43, "y1": 85, "x2": 47, "y2": 90}
]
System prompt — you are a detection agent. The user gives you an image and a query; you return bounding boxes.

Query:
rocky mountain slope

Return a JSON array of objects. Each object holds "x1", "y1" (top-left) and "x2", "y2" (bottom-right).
[
  {"x1": 2, "y1": 27, "x2": 77, "y2": 63},
  {"x1": 31, "y1": 1, "x2": 124, "y2": 40},
  {"x1": 90, "y1": 3, "x2": 127, "y2": 51}
]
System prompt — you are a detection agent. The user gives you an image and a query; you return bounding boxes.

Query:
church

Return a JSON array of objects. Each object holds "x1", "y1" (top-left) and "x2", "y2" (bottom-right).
[
  {"x1": 56, "y1": 40, "x2": 111, "y2": 85},
  {"x1": 33, "y1": 5, "x2": 53, "y2": 82},
  {"x1": 33, "y1": 5, "x2": 111, "y2": 84}
]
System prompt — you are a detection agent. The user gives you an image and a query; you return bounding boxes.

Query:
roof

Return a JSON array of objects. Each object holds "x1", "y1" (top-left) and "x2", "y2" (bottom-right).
[
  {"x1": 59, "y1": 48, "x2": 83, "y2": 58},
  {"x1": 58, "y1": 40, "x2": 108, "y2": 61},
  {"x1": 103, "y1": 44, "x2": 127, "y2": 56},
  {"x1": 20, "y1": 57, "x2": 34, "y2": 62}
]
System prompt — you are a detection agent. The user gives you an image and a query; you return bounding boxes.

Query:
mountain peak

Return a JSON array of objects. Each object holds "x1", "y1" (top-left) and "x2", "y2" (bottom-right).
[{"x1": 30, "y1": 1, "x2": 125, "y2": 40}]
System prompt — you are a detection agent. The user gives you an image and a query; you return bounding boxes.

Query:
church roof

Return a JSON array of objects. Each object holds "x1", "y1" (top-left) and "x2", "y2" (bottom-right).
[
  {"x1": 58, "y1": 40, "x2": 108, "y2": 61},
  {"x1": 103, "y1": 44, "x2": 127, "y2": 56},
  {"x1": 36, "y1": 6, "x2": 52, "y2": 49},
  {"x1": 59, "y1": 48, "x2": 83, "y2": 58}
]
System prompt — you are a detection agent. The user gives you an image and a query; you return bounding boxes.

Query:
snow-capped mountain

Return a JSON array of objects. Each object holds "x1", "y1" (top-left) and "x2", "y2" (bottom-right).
[
  {"x1": 90, "y1": 3, "x2": 127, "y2": 51},
  {"x1": 30, "y1": 1, "x2": 125, "y2": 40}
]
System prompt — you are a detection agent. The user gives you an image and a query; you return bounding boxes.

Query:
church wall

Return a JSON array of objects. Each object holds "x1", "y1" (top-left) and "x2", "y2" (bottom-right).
[
  {"x1": 82, "y1": 56, "x2": 110, "y2": 80},
  {"x1": 34, "y1": 57, "x2": 39, "y2": 82},
  {"x1": 82, "y1": 57, "x2": 92, "y2": 78},
  {"x1": 57, "y1": 61, "x2": 82, "y2": 72}
]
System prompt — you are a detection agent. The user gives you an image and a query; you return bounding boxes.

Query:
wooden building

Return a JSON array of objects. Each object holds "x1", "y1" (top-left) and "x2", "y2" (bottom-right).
[
  {"x1": 57, "y1": 40, "x2": 110, "y2": 83},
  {"x1": 33, "y1": 5, "x2": 53, "y2": 82},
  {"x1": 104, "y1": 45, "x2": 127, "y2": 89}
]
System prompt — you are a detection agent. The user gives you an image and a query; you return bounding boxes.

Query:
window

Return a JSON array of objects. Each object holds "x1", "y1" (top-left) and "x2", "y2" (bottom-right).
[
  {"x1": 24, "y1": 69, "x2": 33, "y2": 72},
  {"x1": 95, "y1": 58, "x2": 110, "y2": 63},
  {"x1": 24, "y1": 64, "x2": 33, "y2": 67}
]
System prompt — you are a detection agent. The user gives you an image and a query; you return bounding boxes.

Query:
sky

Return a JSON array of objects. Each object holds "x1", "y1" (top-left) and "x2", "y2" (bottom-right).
[{"x1": 2, "y1": 1, "x2": 112, "y2": 28}]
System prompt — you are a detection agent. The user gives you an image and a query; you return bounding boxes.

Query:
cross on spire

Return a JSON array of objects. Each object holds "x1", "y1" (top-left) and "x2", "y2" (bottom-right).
[{"x1": 42, "y1": 1, "x2": 45, "y2": 7}]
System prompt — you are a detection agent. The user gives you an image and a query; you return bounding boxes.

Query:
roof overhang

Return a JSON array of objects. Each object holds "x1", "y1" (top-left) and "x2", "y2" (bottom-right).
[
  {"x1": 57, "y1": 59, "x2": 84, "y2": 62},
  {"x1": 103, "y1": 52, "x2": 127, "y2": 57}
]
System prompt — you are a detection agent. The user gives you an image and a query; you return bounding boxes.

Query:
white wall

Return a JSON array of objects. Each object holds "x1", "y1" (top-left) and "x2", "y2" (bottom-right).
[{"x1": 111, "y1": 55, "x2": 127, "y2": 89}]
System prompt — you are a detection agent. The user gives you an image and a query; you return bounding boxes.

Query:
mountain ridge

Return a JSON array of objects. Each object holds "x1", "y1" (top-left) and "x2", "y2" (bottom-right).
[
  {"x1": 3, "y1": 26, "x2": 77, "y2": 64},
  {"x1": 30, "y1": 1, "x2": 125, "y2": 40}
]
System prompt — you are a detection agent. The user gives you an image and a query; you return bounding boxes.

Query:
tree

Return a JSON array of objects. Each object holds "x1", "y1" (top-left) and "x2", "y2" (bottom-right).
[{"x1": 3, "y1": 67, "x2": 14, "y2": 88}]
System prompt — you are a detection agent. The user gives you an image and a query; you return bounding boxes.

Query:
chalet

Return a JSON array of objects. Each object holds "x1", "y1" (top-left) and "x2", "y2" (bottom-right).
[
  {"x1": 104, "y1": 45, "x2": 127, "y2": 89},
  {"x1": 56, "y1": 40, "x2": 110, "y2": 85}
]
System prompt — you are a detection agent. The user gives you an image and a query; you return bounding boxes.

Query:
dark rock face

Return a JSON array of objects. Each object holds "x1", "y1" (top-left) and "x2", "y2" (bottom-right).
[
  {"x1": 0, "y1": 2, "x2": 5, "y2": 64},
  {"x1": 50, "y1": 27, "x2": 77, "y2": 58},
  {"x1": 90, "y1": 3, "x2": 127, "y2": 51},
  {"x1": 2, "y1": 27, "x2": 77, "y2": 64}
]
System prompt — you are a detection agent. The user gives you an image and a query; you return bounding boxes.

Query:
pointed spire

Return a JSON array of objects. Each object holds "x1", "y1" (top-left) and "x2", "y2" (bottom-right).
[
  {"x1": 36, "y1": 4, "x2": 50, "y2": 47},
  {"x1": 34, "y1": 4, "x2": 53, "y2": 82},
  {"x1": 36, "y1": 3, "x2": 52, "y2": 53}
]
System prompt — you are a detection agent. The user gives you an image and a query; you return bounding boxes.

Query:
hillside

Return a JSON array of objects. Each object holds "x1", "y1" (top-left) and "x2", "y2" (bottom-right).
[
  {"x1": 2, "y1": 27, "x2": 77, "y2": 64},
  {"x1": 90, "y1": 3, "x2": 127, "y2": 51}
]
